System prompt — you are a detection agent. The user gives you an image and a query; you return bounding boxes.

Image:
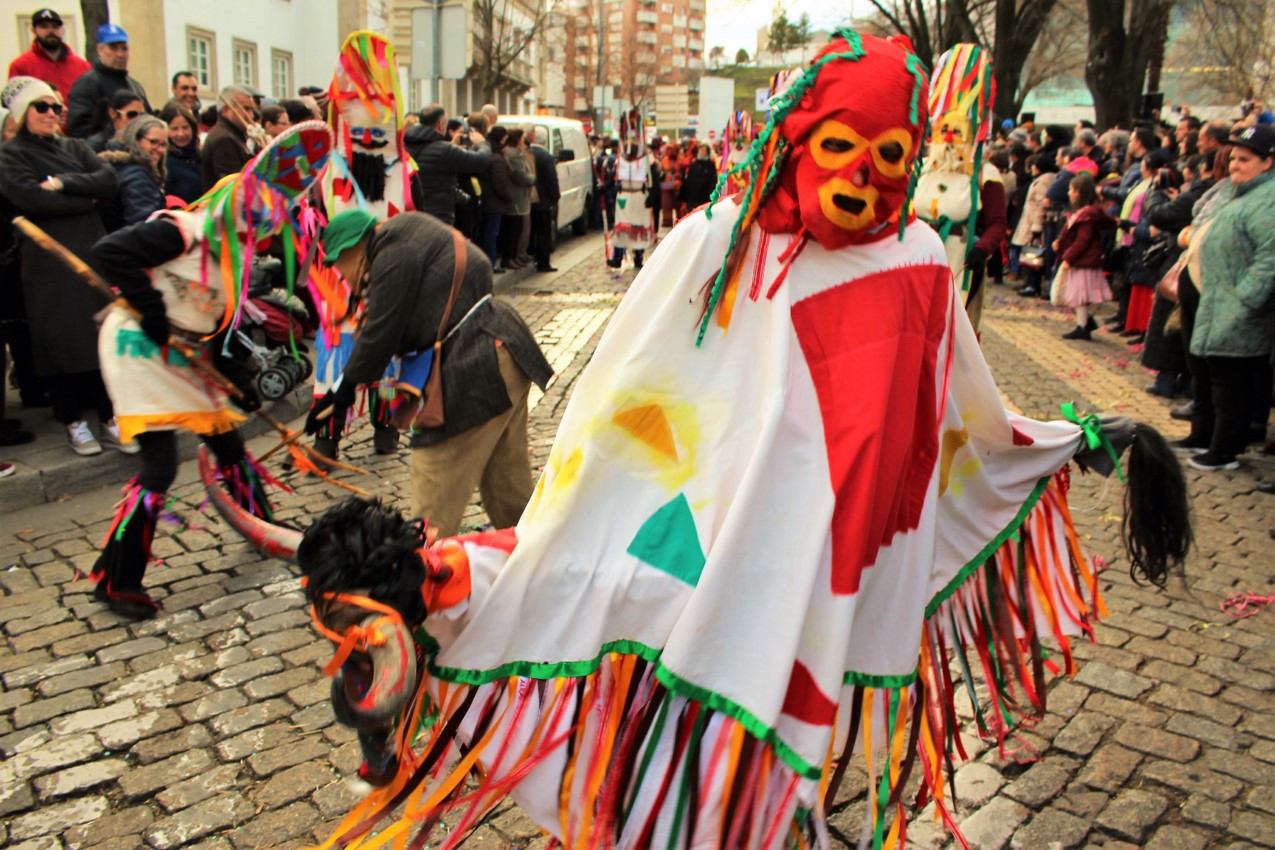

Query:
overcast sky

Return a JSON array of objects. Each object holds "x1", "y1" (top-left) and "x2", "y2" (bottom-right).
[{"x1": 704, "y1": 0, "x2": 858, "y2": 58}]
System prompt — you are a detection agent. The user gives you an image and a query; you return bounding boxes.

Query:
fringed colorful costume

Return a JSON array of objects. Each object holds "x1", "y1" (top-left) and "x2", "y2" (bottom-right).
[
  {"x1": 310, "y1": 30, "x2": 414, "y2": 459},
  {"x1": 914, "y1": 44, "x2": 1007, "y2": 334},
  {"x1": 608, "y1": 110, "x2": 654, "y2": 267},
  {"x1": 90, "y1": 122, "x2": 333, "y2": 619},
  {"x1": 284, "y1": 31, "x2": 1189, "y2": 850}
]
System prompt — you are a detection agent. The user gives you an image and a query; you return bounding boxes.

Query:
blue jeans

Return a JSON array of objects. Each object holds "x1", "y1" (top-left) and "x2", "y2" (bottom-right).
[{"x1": 481, "y1": 212, "x2": 502, "y2": 266}]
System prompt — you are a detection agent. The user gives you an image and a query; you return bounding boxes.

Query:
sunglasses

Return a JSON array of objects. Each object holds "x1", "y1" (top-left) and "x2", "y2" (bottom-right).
[
  {"x1": 31, "y1": 102, "x2": 63, "y2": 116},
  {"x1": 140, "y1": 136, "x2": 166, "y2": 146},
  {"x1": 120, "y1": 109, "x2": 142, "y2": 119}
]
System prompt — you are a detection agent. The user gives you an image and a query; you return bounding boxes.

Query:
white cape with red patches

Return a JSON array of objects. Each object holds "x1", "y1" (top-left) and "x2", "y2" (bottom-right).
[{"x1": 422, "y1": 202, "x2": 1088, "y2": 834}]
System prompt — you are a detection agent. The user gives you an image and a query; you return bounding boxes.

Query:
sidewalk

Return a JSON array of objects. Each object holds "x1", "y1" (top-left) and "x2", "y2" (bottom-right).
[{"x1": 0, "y1": 232, "x2": 602, "y2": 514}]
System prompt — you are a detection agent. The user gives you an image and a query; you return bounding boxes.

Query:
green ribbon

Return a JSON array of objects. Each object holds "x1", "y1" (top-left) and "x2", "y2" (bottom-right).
[{"x1": 1060, "y1": 402, "x2": 1126, "y2": 483}]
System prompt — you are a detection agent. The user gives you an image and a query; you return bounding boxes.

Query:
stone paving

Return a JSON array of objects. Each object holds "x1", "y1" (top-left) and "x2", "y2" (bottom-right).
[{"x1": 1, "y1": 246, "x2": 1274, "y2": 850}]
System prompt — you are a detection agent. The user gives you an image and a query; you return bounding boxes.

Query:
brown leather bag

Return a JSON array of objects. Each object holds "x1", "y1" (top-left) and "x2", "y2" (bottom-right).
[
  {"x1": 389, "y1": 229, "x2": 467, "y2": 432},
  {"x1": 414, "y1": 229, "x2": 468, "y2": 430}
]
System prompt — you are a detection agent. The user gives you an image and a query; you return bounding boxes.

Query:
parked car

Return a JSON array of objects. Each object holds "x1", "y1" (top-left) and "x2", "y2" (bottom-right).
[{"x1": 502, "y1": 115, "x2": 592, "y2": 235}]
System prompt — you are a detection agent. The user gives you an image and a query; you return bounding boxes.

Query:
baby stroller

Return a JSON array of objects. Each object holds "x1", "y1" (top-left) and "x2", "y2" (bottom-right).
[{"x1": 226, "y1": 257, "x2": 316, "y2": 401}]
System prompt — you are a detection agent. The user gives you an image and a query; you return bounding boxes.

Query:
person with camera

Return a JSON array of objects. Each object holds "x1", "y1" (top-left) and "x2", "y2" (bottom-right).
[{"x1": 404, "y1": 104, "x2": 491, "y2": 228}]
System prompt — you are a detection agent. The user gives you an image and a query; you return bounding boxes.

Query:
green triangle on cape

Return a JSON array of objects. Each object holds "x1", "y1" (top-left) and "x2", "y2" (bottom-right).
[{"x1": 626, "y1": 493, "x2": 706, "y2": 586}]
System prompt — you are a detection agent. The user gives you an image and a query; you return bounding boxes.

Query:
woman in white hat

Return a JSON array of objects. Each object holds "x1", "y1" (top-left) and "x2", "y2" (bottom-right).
[{"x1": 0, "y1": 78, "x2": 124, "y2": 457}]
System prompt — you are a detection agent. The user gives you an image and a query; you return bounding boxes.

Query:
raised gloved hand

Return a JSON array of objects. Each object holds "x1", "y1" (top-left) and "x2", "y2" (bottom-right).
[
  {"x1": 305, "y1": 378, "x2": 357, "y2": 435},
  {"x1": 965, "y1": 245, "x2": 987, "y2": 272}
]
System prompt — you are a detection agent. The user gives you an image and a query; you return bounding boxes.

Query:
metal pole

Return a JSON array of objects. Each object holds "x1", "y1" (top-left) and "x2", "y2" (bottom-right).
[{"x1": 433, "y1": 0, "x2": 443, "y2": 104}]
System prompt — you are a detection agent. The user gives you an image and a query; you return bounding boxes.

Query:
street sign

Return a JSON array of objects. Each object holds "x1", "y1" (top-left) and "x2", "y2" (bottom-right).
[
  {"x1": 698, "y1": 76, "x2": 734, "y2": 139},
  {"x1": 655, "y1": 84, "x2": 689, "y2": 130},
  {"x1": 410, "y1": 4, "x2": 467, "y2": 82},
  {"x1": 755, "y1": 88, "x2": 770, "y2": 111}
]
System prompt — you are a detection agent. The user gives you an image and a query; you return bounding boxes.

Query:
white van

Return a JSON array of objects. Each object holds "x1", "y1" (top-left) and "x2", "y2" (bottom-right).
[{"x1": 502, "y1": 115, "x2": 593, "y2": 235}]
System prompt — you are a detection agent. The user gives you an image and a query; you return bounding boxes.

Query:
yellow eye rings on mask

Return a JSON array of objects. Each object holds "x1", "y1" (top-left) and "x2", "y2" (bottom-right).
[{"x1": 810, "y1": 121, "x2": 914, "y2": 180}]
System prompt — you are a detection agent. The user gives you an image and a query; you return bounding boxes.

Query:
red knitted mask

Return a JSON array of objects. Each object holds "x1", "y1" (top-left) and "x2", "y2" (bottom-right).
[{"x1": 760, "y1": 34, "x2": 928, "y2": 249}]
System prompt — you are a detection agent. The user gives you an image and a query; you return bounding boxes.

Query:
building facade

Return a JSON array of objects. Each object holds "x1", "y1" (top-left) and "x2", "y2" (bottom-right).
[{"x1": 562, "y1": 0, "x2": 705, "y2": 124}]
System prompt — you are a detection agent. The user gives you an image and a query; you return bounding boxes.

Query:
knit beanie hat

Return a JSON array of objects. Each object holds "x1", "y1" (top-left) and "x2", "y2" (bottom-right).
[
  {"x1": 8, "y1": 78, "x2": 57, "y2": 130},
  {"x1": 321, "y1": 209, "x2": 380, "y2": 266}
]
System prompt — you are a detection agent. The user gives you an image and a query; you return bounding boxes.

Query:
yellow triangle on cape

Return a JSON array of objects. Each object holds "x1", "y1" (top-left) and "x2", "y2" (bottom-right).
[{"x1": 612, "y1": 404, "x2": 679, "y2": 463}]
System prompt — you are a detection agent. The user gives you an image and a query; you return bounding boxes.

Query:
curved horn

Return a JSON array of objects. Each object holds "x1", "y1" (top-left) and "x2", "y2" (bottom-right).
[
  {"x1": 331, "y1": 615, "x2": 418, "y2": 730},
  {"x1": 199, "y1": 445, "x2": 302, "y2": 563}
]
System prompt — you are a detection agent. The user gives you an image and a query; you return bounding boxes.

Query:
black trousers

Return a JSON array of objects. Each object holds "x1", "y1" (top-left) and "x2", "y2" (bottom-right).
[
  {"x1": 97, "y1": 429, "x2": 246, "y2": 591},
  {"x1": 48, "y1": 370, "x2": 113, "y2": 426},
  {"x1": 530, "y1": 208, "x2": 554, "y2": 268},
  {"x1": 1188, "y1": 354, "x2": 1268, "y2": 460}
]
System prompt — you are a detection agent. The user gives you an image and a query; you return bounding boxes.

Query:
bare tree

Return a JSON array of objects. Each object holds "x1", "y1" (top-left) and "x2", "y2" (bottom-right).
[
  {"x1": 81, "y1": 0, "x2": 109, "y2": 54},
  {"x1": 709, "y1": 45, "x2": 726, "y2": 68},
  {"x1": 472, "y1": 0, "x2": 555, "y2": 104},
  {"x1": 1169, "y1": 0, "x2": 1275, "y2": 104},
  {"x1": 861, "y1": 0, "x2": 1061, "y2": 126},
  {"x1": 1084, "y1": 0, "x2": 1174, "y2": 128},
  {"x1": 615, "y1": 25, "x2": 659, "y2": 113},
  {"x1": 1015, "y1": 0, "x2": 1087, "y2": 112}
]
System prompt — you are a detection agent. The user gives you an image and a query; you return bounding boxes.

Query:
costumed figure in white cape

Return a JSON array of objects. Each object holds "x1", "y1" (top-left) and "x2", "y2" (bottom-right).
[
  {"x1": 914, "y1": 44, "x2": 1007, "y2": 334},
  {"x1": 215, "y1": 32, "x2": 1190, "y2": 850},
  {"x1": 88, "y1": 122, "x2": 334, "y2": 619},
  {"x1": 607, "y1": 109, "x2": 655, "y2": 270},
  {"x1": 309, "y1": 31, "x2": 414, "y2": 462}
]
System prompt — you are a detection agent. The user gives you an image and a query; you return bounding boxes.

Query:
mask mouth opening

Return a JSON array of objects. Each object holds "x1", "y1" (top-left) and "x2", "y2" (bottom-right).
[{"x1": 833, "y1": 194, "x2": 868, "y2": 215}]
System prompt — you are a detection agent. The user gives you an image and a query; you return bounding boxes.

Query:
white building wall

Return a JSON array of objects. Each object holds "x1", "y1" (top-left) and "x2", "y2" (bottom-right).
[{"x1": 161, "y1": 0, "x2": 339, "y2": 98}]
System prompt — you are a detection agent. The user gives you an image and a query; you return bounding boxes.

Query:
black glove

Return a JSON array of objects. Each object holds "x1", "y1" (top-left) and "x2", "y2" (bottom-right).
[
  {"x1": 139, "y1": 312, "x2": 170, "y2": 348},
  {"x1": 305, "y1": 379, "x2": 356, "y2": 435},
  {"x1": 965, "y1": 246, "x2": 987, "y2": 271},
  {"x1": 231, "y1": 384, "x2": 261, "y2": 413}
]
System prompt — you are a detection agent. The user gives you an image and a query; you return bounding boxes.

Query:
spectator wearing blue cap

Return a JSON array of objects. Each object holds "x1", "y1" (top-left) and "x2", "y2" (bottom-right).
[{"x1": 65, "y1": 23, "x2": 151, "y2": 139}]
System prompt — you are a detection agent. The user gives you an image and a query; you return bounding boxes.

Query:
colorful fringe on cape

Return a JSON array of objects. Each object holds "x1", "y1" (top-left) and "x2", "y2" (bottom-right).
[{"x1": 311, "y1": 472, "x2": 1102, "y2": 850}]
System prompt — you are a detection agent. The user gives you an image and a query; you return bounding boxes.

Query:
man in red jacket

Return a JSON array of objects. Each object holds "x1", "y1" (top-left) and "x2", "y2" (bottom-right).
[{"x1": 7, "y1": 9, "x2": 89, "y2": 116}]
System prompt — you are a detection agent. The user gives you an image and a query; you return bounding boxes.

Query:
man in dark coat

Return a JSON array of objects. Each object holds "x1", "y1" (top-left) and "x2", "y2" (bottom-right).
[
  {"x1": 65, "y1": 24, "x2": 151, "y2": 139},
  {"x1": 306, "y1": 210, "x2": 553, "y2": 536},
  {"x1": 404, "y1": 105, "x2": 491, "y2": 226},
  {"x1": 201, "y1": 86, "x2": 257, "y2": 192},
  {"x1": 529, "y1": 142, "x2": 561, "y2": 272}
]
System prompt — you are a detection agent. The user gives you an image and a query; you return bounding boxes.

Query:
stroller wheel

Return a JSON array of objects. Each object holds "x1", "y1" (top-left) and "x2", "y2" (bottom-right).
[
  {"x1": 257, "y1": 367, "x2": 292, "y2": 401},
  {"x1": 296, "y1": 355, "x2": 313, "y2": 381}
]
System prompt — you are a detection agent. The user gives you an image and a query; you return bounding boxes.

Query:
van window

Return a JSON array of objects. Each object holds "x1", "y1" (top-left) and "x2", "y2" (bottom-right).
[{"x1": 552, "y1": 128, "x2": 564, "y2": 154}]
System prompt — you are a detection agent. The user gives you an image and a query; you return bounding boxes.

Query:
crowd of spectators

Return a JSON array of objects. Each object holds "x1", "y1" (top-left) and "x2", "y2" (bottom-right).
[{"x1": 990, "y1": 102, "x2": 1274, "y2": 488}]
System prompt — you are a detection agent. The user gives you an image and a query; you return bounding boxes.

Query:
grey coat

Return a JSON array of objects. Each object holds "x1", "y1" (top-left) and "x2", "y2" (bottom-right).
[
  {"x1": 0, "y1": 131, "x2": 117, "y2": 375},
  {"x1": 341, "y1": 213, "x2": 552, "y2": 445},
  {"x1": 506, "y1": 147, "x2": 536, "y2": 216}
]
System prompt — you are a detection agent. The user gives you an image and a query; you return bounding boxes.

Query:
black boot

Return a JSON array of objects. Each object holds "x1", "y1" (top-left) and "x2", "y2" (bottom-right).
[
  {"x1": 92, "y1": 484, "x2": 163, "y2": 620},
  {"x1": 1062, "y1": 325, "x2": 1092, "y2": 341}
]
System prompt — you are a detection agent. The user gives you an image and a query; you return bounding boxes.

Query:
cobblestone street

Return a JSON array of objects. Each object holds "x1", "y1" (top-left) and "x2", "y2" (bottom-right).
[{"x1": 2, "y1": 235, "x2": 1274, "y2": 850}]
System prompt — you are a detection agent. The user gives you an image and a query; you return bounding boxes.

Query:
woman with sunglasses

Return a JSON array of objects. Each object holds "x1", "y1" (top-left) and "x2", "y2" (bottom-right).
[
  {"x1": 98, "y1": 115, "x2": 169, "y2": 232},
  {"x1": 0, "y1": 79, "x2": 125, "y2": 457},
  {"x1": 86, "y1": 89, "x2": 144, "y2": 153}
]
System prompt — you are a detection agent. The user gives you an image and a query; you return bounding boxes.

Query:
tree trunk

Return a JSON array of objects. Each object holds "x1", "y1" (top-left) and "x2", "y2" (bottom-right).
[
  {"x1": 1085, "y1": 0, "x2": 1172, "y2": 128},
  {"x1": 80, "y1": 0, "x2": 110, "y2": 55},
  {"x1": 1145, "y1": 9, "x2": 1170, "y2": 94},
  {"x1": 992, "y1": 0, "x2": 1061, "y2": 127}
]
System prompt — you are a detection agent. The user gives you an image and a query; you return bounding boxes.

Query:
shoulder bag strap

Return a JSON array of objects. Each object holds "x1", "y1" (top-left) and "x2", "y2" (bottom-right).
[{"x1": 434, "y1": 228, "x2": 468, "y2": 344}]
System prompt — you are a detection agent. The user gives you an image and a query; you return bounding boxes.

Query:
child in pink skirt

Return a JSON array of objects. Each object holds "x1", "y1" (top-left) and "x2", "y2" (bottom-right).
[{"x1": 1055, "y1": 173, "x2": 1117, "y2": 340}]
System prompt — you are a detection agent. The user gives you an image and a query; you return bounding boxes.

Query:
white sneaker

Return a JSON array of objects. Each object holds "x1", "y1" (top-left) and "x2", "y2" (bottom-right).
[
  {"x1": 67, "y1": 421, "x2": 102, "y2": 456},
  {"x1": 101, "y1": 419, "x2": 141, "y2": 455},
  {"x1": 0, "y1": 462, "x2": 15, "y2": 479}
]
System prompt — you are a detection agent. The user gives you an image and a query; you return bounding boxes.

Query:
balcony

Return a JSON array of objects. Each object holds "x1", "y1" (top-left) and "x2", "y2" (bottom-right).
[
  {"x1": 636, "y1": 10, "x2": 658, "y2": 24},
  {"x1": 574, "y1": 96, "x2": 590, "y2": 112},
  {"x1": 636, "y1": 31, "x2": 657, "y2": 44},
  {"x1": 688, "y1": 57, "x2": 704, "y2": 69},
  {"x1": 689, "y1": 38, "x2": 703, "y2": 50},
  {"x1": 688, "y1": 0, "x2": 705, "y2": 10},
  {"x1": 672, "y1": 34, "x2": 685, "y2": 48},
  {"x1": 673, "y1": 13, "x2": 686, "y2": 26},
  {"x1": 637, "y1": 51, "x2": 657, "y2": 64},
  {"x1": 688, "y1": 17, "x2": 704, "y2": 30}
]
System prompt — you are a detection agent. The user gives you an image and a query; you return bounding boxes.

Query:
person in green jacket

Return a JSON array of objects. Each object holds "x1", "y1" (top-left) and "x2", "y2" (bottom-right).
[{"x1": 1182, "y1": 125, "x2": 1275, "y2": 471}]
